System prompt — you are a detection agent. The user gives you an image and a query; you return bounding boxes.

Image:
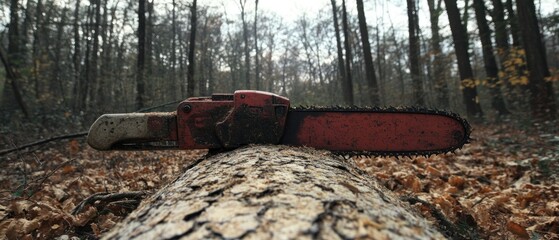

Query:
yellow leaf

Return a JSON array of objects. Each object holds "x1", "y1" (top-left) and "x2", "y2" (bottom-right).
[
  {"x1": 498, "y1": 71, "x2": 506, "y2": 78},
  {"x1": 519, "y1": 76, "x2": 529, "y2": 85}
]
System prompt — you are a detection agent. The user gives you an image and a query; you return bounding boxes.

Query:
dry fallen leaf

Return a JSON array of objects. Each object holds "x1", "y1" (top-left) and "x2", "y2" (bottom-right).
[{"x1": 506, "y1": 221, "x2": 529, "y2": 239}]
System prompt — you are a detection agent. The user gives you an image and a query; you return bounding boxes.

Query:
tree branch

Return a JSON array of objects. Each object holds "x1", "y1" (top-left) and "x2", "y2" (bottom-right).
[
  {"x1": 72, "y1": 191, "x2": 147, "y2": 215},
  {"x1": 0, "y1": 132, "x2": 88, "y2": 157}
]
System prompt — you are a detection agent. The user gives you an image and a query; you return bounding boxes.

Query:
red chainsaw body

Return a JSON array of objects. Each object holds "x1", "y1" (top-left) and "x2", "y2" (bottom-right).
[{"x1": 176, "y1": 90, "x2": 290, "y2": 149}]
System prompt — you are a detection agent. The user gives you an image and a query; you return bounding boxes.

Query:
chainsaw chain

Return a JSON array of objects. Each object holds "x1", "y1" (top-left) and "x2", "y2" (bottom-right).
[{"x1": 288, "y1": 106, "x2": 472, "y2": 158}]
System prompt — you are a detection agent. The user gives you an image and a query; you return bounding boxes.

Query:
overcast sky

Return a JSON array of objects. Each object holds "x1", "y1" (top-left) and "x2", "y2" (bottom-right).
[{"x1": 207, "y1": 0, "x2": 558, "y2": 36}]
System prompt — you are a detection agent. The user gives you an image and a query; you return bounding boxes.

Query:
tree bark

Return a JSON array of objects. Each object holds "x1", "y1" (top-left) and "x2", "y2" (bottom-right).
[
  {"x1": 187, "y1": 0, "x2": 197, "y2": 97},
  {"x1": 473, "y1": 0, "x2": 510, "y2": 116},
  {"x1": 32, "y1": 0, "x2": 44, "y2": 102},
  {"x1": 254, "y1": 0, "x2": 260, "y2": 90},
  {"x1": 240, "y1": 0, "x2": 250, "y2": 89},
  {"x1": 0, "y1": 46, "x2": 29, "y2": 118},
  {"x1": 330, "y1": 0, "x2": 347, "y2": 104},
  {"x1": 427, "y1": 0, "x2": 449, "y2": 109},
  {"x1": 89, "y1": 0, "x2": 101, "y2": 110},
  {"x1": 356, "y1": 0, "x2": 380, "y2": 106},
  {"x1": 2, "y1": 0, "x2": 29, "y2": 118},
  {"x1": 72, "y1": 0, "x2": 82, "y2": 111},
  {"x1": 491, "y1": 0, "x2": 515, "y2": 97},
  {"x1": 136, "y1": 0, "x2": 146, "y2": 109},
  {"x1": 505, "y1": 0, "x2": 521, "y2": 47},
  {"x1": 171, "y1": 0, "x2": 177, "y2": 100},
  {"x1": 444, "y1": 0, "x2": 483, "y2": 119},
  {"x1": 407, "y1": 0, "x2": 424, "y2": 106},
  {"x1": 491, "y1": 0, "x2": 509, "y2": 52},
  {"x1": 516, "y1": 0, "x2": 557, "y2": 120},
  {"x1": 102, "y1": 145, "x2": 445, "y2": 239},
  {"x1": 341, "y1": 0, "x2": 354, "y2": 105}
]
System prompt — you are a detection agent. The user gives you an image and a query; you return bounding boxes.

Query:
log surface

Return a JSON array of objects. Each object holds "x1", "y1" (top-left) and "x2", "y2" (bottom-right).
[{"x1": 103, "y1": 145, "x2": 445, "y2": 239}]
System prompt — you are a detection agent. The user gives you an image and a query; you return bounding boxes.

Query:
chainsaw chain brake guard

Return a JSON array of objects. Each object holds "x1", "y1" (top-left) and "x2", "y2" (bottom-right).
[{"x1": 88, "y1": 90, "x2": 290, "y2": 150}]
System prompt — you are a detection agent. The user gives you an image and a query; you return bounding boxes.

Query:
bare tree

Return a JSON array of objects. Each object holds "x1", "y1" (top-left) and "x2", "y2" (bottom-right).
[
  {"x1": 187, "y1": 0, "x2": 198, "y2": 97},
  {"x1": 505, "y1": 0, "x2": 521, "y2": 47},
  {"x1": 356, "y1": 0, "x2": 380, "y2": 105},
  {"x1": 72, "y1": 0, "x2": 82, "y2": 111},
  {"x1": 136, "y1": 0, "x2": 146, "y2": 109},
  {"x1": 516, "y1": 0, "x2": 557, "y2": 120},
  {"x1": 88, "y1": 0, "x2": 101, "y2": 109},
  {"x1": 427, "y1": 0, "x2": 449, "y2": 108},
  {"x1": 1, "y1": 0, "x2": 29, "y2": 118},
  {"x1": 330, "y1": 0, "x2": 347, "y2": 103},
  {"x1": 254, "y1": 0, "x2": 260, "y2": 90},
  {"x1": 444, "y1": 0, "x2": 483, "y2": 118},
  {"x1": 491, "y1": 0, "x2": 509, "y2": 52},
  {"x1": 473, "y1": 0, "x2": 510, "y2": 116},
  {"x1": 239, "y1": 0, "x2": 251, "y2": 89},
  {"x1": 341, "y1": 0, "x2": 353, "y2": 105},
  {"x1": 32, "y1": 0, "x2": 44, "y2": 101},
  {"x1": 407, "y1": 0, "x2": 424, "y2": 106}
]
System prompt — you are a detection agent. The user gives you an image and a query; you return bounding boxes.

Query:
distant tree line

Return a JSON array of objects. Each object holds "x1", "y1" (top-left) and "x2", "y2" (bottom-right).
[{"x1": 1, "y1": 0, "x2": 558, "y2": 125}]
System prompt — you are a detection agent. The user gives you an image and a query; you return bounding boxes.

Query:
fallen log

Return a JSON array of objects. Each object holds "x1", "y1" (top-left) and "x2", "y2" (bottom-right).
[{"x1": 103, "y1": 145, "x2": 445, "y2": 239}]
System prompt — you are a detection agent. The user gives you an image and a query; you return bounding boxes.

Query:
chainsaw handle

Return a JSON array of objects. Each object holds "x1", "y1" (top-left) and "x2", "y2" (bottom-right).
[{"x1": 87, "y1": 113, "x2": 177, "y2": 150}]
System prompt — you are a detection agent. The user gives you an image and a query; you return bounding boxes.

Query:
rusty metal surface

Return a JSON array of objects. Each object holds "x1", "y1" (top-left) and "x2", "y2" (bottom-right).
[
  {"x1": 215, "y1": 91, "x2": 289, "y2": 148},
  {"x1": 177, "y1": 90, "x2": 289, "y2": 149},
  {"x1": 281, "y1": 107, "x2": 471, "y2": 156}
]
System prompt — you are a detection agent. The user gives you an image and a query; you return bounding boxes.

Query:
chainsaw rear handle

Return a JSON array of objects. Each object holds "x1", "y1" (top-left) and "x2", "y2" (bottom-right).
[
  {"x1": 87, "y1": 90, "x2": 290, "y2": 150},
  {"x1": 87, "y1": 112, "x2": 178, "y2": 150}
]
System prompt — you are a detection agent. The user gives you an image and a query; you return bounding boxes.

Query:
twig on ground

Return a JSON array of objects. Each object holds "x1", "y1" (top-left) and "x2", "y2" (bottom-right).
[
  {"x1": 401, "y1": 195, "x2": 483, "y2": 240},
  {"x1": 71, "y1": 191, "x2": 147, "y2": 215},
  {"x1": 0, "y1": 131, "x2": 88, "y2": 157},
  {"x1": 26, "y1": 158, "x2": 76, "y2": 199}
]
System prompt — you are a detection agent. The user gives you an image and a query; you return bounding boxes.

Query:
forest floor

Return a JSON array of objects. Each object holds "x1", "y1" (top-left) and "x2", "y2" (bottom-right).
[{"x1": 0, "y1": 122, "x2": 558, "y2": 239}]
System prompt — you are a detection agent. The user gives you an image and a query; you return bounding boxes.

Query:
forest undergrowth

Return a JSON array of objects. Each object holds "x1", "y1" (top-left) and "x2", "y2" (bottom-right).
[{"x1": 0, "y1": 120, "x2": 557, "y2": 239}]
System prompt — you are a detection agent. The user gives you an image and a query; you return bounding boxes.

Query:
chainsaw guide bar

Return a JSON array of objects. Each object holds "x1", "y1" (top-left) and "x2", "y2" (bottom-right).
[
  {"x1": 285, "y1": 106, "x2": 471, "y2": 157},
  {"x1": 87, "y1": 90, "x2": 471, "y2": 157}
]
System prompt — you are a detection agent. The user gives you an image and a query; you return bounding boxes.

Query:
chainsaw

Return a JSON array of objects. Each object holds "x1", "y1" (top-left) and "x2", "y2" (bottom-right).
[{"x1": 87, "y1": 90, "x2": 470, "y2": 156}]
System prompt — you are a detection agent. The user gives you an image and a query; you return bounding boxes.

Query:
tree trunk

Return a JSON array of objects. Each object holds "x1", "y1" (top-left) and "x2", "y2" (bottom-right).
[
  {"x1": 516, "y1": 0, "x2": 557, "y2": 120},
  {"x1": 187, "y1": 0, "x2": 197, "y2": 97},
  {"x1": 407, "y1": 0, "x2": 424, "y2": 106},
  {"x1": 98, "y1": 0, "x2": 110, "y2": 110},
  {"x1": 356, "y1": 0, "x2": 380, "y2": 106},
  {"x1": 136, "y1": 0, "x2": 146, "y2": 109},
  {"x1": 473, "y1": 0, "x2": 510, "y2": 116},
  {"x1": 491, "y1": 0, "x2": 509, "y2": 52},
  {"x1": 89, "y1": 0, "x2": 101, "y2": 110},
  {"x1": 102, "y1": 145, "x2": 445, "y2": 239},
  {"x1": 0, "y1": 46, "x2": 29, "y2": 118},
  {"x1": 491, "y1": 0, "x2": 516, "y2": 99},
  {"x1": 444, "y1": 0, "x2": 483, "y2": 119},
  {"x1": 52, "y1": 8, "x2": 68, "y2": 107},
  {"x1": 171, "y1": 0, "x2": 177, "y2": 100},
  {"x1": 330, "y1": 0, "x2": 347, "y2": 104},
  {"x1": 254, "y1": 0, "x2": 260, "y2": 90},
  {"x1": 146, "y1": 0, "x2": 155, "y2": 102},
  {"x1": 32, "y1": 0, "x2": 44, "y2": 102},
  {"x1": 505, "y1": 0, "x2": 521, "y2": 47},
  {"x1": 341, "y1": 0, "x2": 354, "y2": 105},
  {"x1": 3, "y1": 0, "x2": 29, "y2": 118},
  {"x1": 427, "y1": 0, "x2": 449, "y2": 109},
  {"x1": 240, "y1": 0, "x2": 250, "y2": 89},
  {"x1": 72, "y1": 0, "x2": 82, "y2": 111}
]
